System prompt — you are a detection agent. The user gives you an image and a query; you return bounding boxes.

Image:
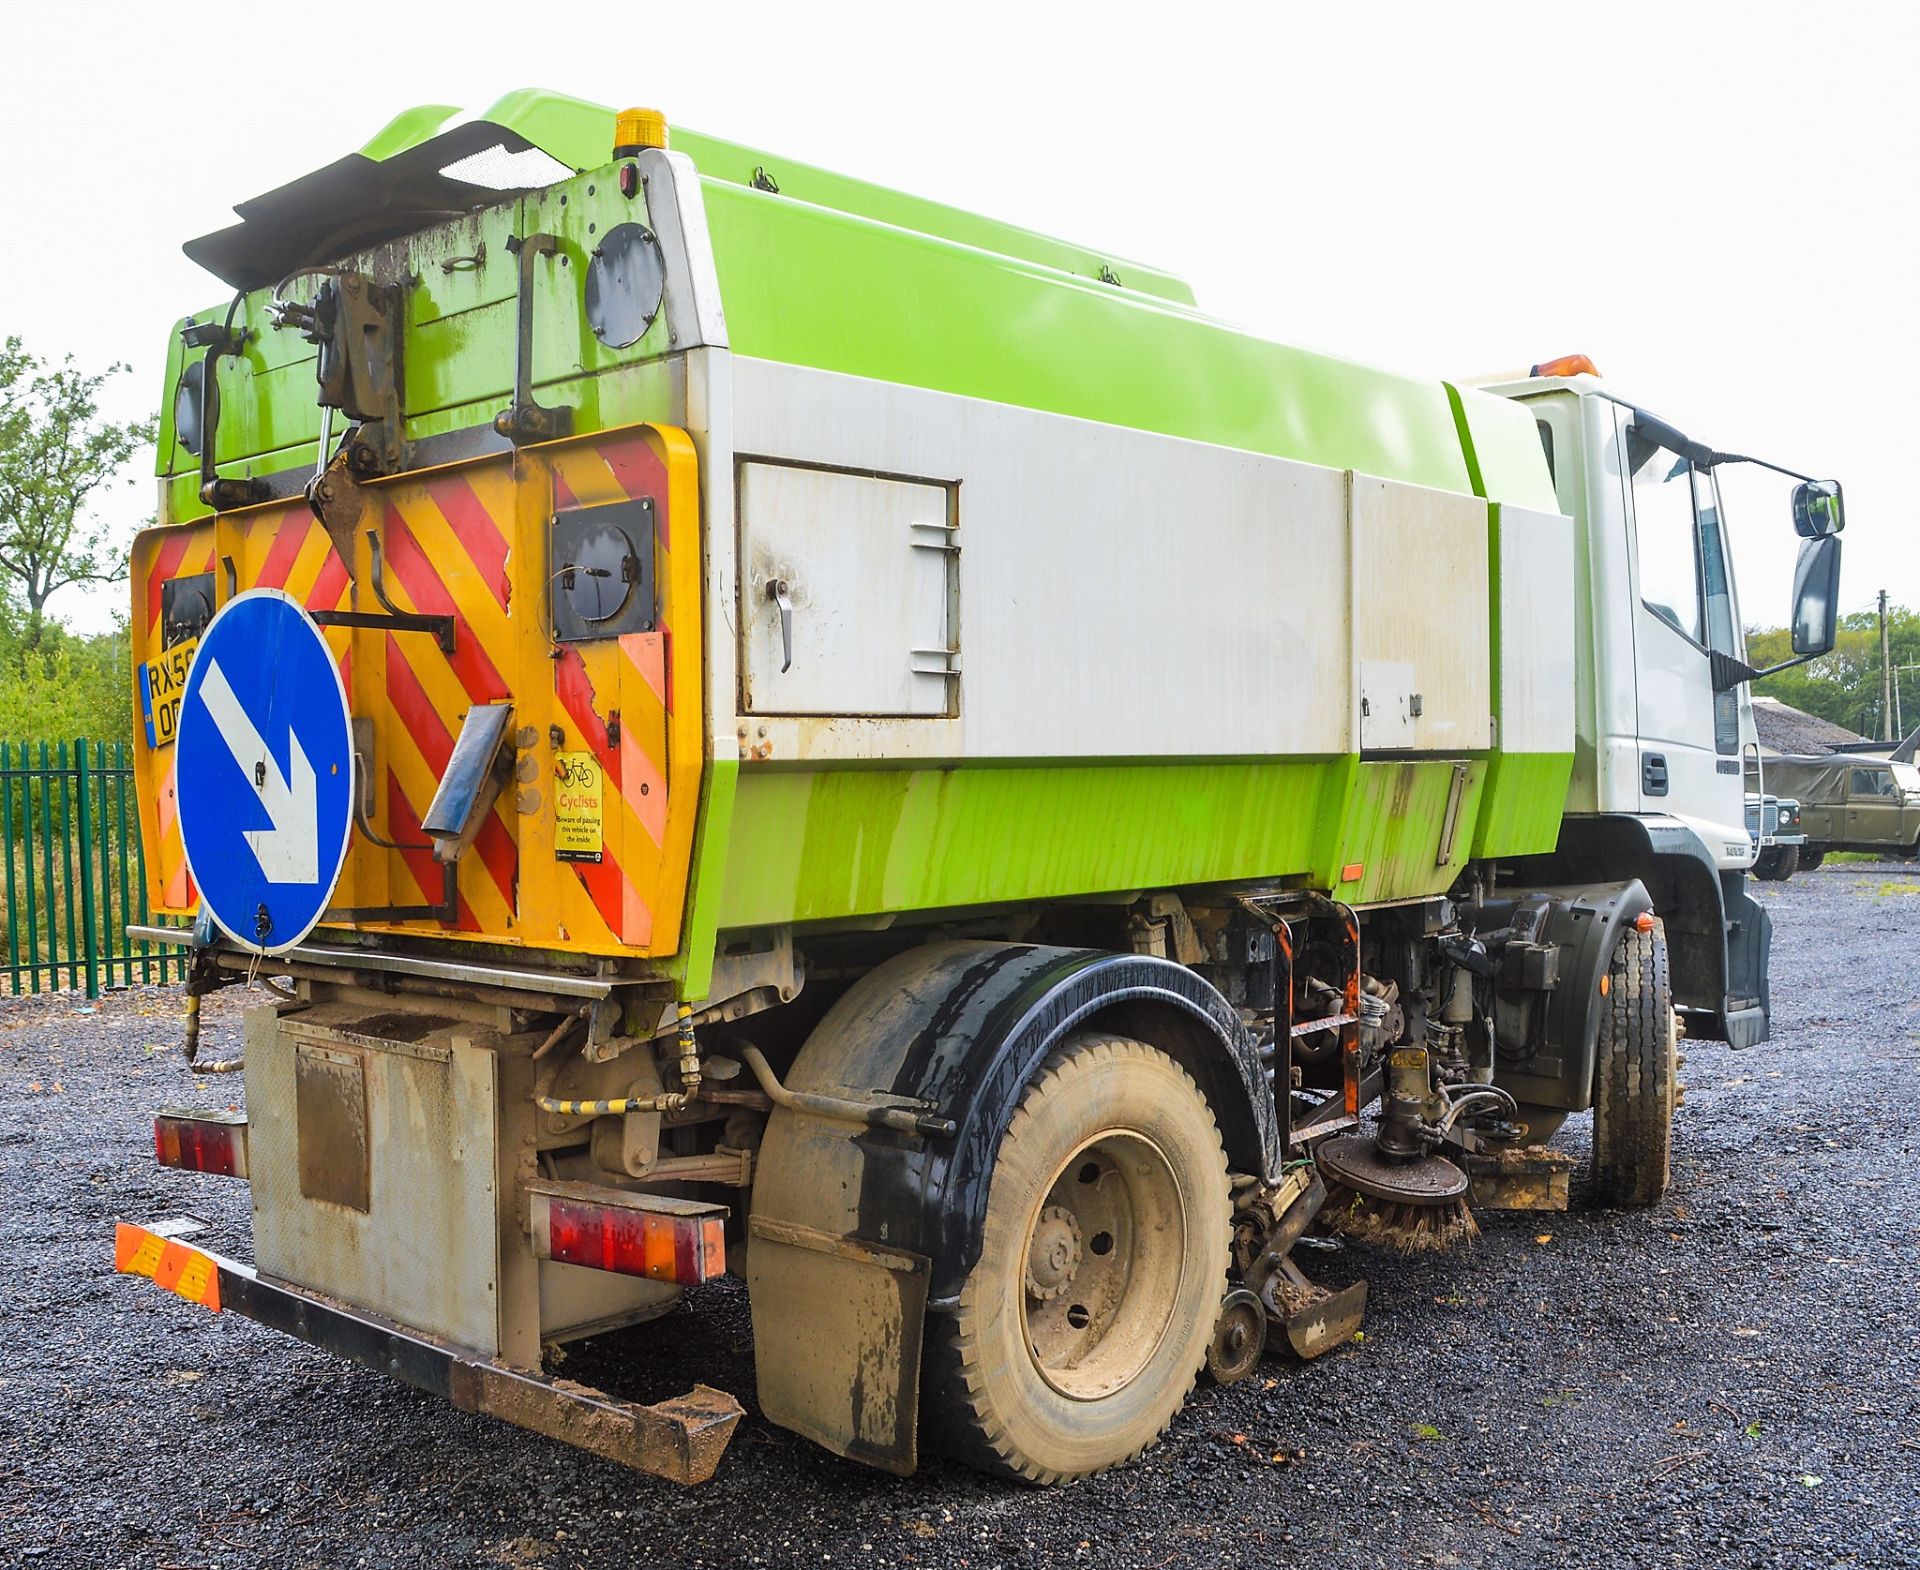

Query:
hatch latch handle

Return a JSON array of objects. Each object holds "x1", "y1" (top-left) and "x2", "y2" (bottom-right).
[{"x1": 494, "y1": 233, "x2": 575, "y2": 446}]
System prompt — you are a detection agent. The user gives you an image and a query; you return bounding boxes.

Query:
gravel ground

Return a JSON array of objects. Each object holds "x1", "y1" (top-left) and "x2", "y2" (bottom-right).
[{"x1": 3, "y1": 864, "x2": 1917, "y2": 1569}]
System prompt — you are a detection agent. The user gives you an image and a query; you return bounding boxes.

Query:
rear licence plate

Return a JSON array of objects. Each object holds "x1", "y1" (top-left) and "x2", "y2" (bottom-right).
[
  {"x1": 139, "y1": 636, "x2": 198, "y2": 748},
  {"x1": 114, "y1": 1222, "x2": 221, "y2": 1312}
]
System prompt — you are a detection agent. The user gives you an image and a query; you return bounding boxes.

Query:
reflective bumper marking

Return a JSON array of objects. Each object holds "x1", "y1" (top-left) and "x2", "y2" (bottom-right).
[{"x1": 111, "y1": 1221, "x2": 744, "y2": 1484}]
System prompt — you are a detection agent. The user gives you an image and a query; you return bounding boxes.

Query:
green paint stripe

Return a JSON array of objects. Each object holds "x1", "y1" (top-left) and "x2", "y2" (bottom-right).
[
  {"x1": 669, "y1": 756, "x2": 738, "y2": 1001},
  {"x1": 1445, "y1": 381, "x2": 1489, "y2": 500},
  {"x1": 713, "y1": 755, "x2": 1570, "y2": 933}
]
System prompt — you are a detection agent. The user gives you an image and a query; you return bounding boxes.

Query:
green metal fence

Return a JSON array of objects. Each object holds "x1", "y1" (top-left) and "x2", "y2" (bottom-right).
[{"x1": 2, "y1": 739, "x2": 188, "y2": 997}]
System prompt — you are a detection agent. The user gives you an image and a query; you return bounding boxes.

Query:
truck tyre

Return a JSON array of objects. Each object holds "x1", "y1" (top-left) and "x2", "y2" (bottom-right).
[
  {"x1": 1588, "y1": 922, "x2": 1676, "y2": 1207},
  {"x1": 1800, "y1": 848, "x2": 1826, "y2": 871},
  {"x1": 922, "y1": 1032, "x2": 1231, "y2": 1483},
  {"x1": 1753, "y1": 846, "x2": 1799, "y2": 881}
]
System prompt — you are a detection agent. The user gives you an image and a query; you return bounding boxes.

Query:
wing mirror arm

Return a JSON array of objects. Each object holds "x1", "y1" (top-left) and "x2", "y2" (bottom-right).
[{"x1": 1711, "y1": 649, "x2": 1823, "y2": 693}]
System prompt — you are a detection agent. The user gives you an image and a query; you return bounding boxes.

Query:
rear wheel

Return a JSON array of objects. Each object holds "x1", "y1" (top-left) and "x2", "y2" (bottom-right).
[
  {"x1": 924, "y1": 1032, "x2": 1231, "y2": 1483},
  {"x1": 1588, "y1": 921, "x2": 1677, "y2": 1207},
  {"x1": 1800, "y1": 848, "x2": 1826, "y2": 871}
]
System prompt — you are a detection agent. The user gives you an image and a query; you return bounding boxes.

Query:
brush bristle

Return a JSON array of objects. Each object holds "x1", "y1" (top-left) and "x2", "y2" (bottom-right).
[{"x1": 1321, "y1": 1178, "x2": 1479, "y2": 1254}]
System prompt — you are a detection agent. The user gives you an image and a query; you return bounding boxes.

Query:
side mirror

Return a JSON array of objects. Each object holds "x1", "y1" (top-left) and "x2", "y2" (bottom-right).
[
  {"x1": 1791, "y1": 533, "x2": 1843, "y2": 657},
  {"x1": 1792, "y1": 479, "x2": 1844, "y2": 537}
]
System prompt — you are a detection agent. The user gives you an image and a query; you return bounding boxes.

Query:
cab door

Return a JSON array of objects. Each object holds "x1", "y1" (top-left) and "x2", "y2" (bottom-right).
[
  {"x1": 1623, "y1": 411, "x2": 1748, "y2": 860},
  {"x1": 1846, "y1": 765, "x2": 1898, "y2": 845},
  {"x1": 1798, "y1": 781, "x2": 1841, "y2": 841}
]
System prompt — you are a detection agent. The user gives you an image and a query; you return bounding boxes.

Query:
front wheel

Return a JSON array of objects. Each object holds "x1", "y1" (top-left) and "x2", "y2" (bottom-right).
[
  {"x1": 923, "y1": 1032, "x2": 1231, "y2": 1484},
  {"x1": 1588, "y1": 921, "x2": 1677, "y2": 1207},
  {"x1": 1753, "y1": 846, "x2": 1799, "y2": 881},
  {"x1": 1800, "y1": 848, "x2": 1826, "y2": 871}
]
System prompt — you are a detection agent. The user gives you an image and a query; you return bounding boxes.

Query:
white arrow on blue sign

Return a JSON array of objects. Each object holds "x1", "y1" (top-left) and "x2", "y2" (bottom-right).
[{"x1": 175, "y1": 589, "x2": 355, "y2": 954}]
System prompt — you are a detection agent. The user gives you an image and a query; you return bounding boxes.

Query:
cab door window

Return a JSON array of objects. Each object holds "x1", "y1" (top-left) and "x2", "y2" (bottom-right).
[
  {"x1": 1627, "y1": 436, "x2": 1704, "y2": 645},
  {"x1": 1693, "y1": 468, "x2": 1742, "y2": 755}
]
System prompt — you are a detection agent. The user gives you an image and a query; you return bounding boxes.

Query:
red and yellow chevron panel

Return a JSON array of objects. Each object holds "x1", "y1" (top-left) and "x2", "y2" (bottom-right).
[
  {"x1": 128, "y1": 423, "x2": 704, "y2": 960},
  {"x1": 130, "y1": 503, "x2": 353, "y2": 916}
]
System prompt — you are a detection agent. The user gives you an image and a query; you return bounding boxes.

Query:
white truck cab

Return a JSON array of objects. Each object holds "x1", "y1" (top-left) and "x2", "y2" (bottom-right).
[{"x1": 1476, "y1": 359, "x2": 1845, "y2": 1047}]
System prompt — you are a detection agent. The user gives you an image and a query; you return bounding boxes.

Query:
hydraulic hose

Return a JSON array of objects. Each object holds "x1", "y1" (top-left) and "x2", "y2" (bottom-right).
[
  {"x1": 1437, "y1": 1083, "x2": 1518, "y2": 1134},
  {"x1": 182, "y1": 990, "x2": 245, "y2": 1075},
  {"x1": 535, "y1": 1003, "x2": 704, "y2": 1116}
]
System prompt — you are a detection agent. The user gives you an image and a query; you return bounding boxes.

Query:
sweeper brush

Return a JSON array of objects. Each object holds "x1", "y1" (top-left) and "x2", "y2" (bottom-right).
[{"x1": 1315, "y1": 1133, "x2": 1479, "y2": 1253}]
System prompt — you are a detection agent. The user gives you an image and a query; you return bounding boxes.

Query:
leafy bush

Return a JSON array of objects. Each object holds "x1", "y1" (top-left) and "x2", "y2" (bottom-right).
[{"x1": 0, "y1": 602, "x2": 132, "y2": 749}]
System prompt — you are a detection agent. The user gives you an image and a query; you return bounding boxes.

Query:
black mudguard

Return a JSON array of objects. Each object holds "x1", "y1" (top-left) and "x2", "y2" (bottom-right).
[
  {"x1": 1505, "y1": 814, "x2": 1768, "y2": 1047},
  {"x1": 1472, "y1": 879, "x2": 1654, "y2": 1113},
  {"x1": 746, "y1": 940, "x2": 1277, "y2": 1473}
]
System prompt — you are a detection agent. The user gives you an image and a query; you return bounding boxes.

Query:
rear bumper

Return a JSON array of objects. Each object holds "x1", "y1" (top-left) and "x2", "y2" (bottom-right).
[{"x1": 114, "y1": 1220, "x2": 742, "y2": 1484}]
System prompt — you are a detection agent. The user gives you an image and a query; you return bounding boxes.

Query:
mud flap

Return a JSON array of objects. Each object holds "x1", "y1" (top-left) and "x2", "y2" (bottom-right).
[
  {"x1": 1719, "y1": 870, "x2": 1772, "y2": 1049},
  {"x1": 744, "y1": 941, "x2": 1274, "y2": 1473},
  {"x1": 746, "y1": 1217, "x2": 929, "y2": 1475}
]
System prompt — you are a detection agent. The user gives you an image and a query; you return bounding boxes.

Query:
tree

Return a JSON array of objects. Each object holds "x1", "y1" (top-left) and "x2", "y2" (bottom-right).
[
  {"x1": 1749, "y1": 604, "x2": 1920, "y2": 738},
  {"x1": 0, "y1": 617, "x2": 133, "y2": 748},
  {"x1": 0, "y1": 337, "x2": 155, "y2": 651}
]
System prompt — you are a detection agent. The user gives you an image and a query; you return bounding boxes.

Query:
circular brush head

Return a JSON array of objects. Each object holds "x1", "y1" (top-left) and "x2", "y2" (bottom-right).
[{"x1": 1316, "y1": 1134, "x2": 1479, "y2": 1254}]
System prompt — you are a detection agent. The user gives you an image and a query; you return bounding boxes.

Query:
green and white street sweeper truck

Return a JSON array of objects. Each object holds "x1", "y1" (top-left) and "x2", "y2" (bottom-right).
[{"x1": 118, "y1": 92, "x2": 1847, "y2": 1486}]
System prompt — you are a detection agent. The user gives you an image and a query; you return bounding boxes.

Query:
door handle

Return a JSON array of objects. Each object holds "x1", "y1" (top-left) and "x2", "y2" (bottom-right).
[
  {"x1": 1643, "y1": 753, "x2": 1669, "y2": 796},
  {"x1": 767, "y1": 577, "x2": 793, "y2": 673}
]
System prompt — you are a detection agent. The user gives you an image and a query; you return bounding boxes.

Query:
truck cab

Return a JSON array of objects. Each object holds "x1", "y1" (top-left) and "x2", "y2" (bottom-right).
[{"x1": 1478, "y1": 359, "x2": 1844, "y2": 1044}]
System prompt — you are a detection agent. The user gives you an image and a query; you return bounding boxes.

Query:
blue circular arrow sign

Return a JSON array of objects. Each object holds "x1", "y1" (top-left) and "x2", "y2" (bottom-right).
[{"x1": 175, "y1": 589, "x2": 354, "y2": 954}]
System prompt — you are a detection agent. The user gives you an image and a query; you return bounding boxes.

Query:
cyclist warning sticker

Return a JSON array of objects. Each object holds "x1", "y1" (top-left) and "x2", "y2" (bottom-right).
[
  {"x1": 553, "y1": 751, "x2": 604, "y2": 862},
  {"x1": 140, "y1": 637, "x2": 198, "y2": 749}
]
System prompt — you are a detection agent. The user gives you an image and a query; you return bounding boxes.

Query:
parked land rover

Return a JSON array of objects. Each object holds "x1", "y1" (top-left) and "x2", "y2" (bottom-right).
[
  {"x1": 1764, "y1": 755, "x2": 1920, "y2": 862},
  {"x1": 1748, "y1": 793, "x2": 1806, "y2": 880}
]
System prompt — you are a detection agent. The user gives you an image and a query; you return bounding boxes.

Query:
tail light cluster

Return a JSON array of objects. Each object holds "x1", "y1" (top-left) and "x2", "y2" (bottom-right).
[
  {"x1": 154, "y1": 1109, "x2": 249, "y2": 1178},
  {"x1": 530, "y1": 1183, "x2": 726, "y2": 1286}
]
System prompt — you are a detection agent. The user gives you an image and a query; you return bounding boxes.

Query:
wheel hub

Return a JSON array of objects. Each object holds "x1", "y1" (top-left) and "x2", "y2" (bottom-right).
[
  {"x1": 1206, "y1": 1288, "x2": 1267, "y2": 1385},
  {"x1": 1021, "y1": 1132, "x2": 1187, "y2": 1402},
  {"x1": 1025, "y1": 1205, "x2": 1084, "y2": 1301}
]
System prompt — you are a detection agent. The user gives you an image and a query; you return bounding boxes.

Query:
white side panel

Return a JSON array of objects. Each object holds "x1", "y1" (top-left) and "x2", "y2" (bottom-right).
[
  {"x1": 1496, "y1": 504, "x2": 1577, "y2": 754},
  {"x1": 1358, "y1": 660, "x2": 1416, "y2": 749},
  {"x1": 1350, "y1": 476, "x2": 1491, "y2": 754},
  {"x1": 730, "y1": 358, "x2": 1354, "y2": 760},
  {"x1": 739, "y1": 464, "x2": 955, "y2": 716}
]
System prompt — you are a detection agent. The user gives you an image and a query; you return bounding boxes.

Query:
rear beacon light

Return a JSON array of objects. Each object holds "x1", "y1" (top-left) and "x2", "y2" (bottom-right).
[{"x1": 1530, "y1": 353, "x2": 1602, "y2": 379}]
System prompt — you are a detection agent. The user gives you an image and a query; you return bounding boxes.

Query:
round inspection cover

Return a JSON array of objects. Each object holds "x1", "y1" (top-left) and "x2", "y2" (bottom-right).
[
  {"x1": 163, "y1": 576, "x2": 216, "y2": 645},
  {"x1": 1316, "y1": 1133, "x2": 1468, "y2": 1206},
  {"x1": 560, "y1": 518, "x2": 639, "y2": 626},
  {"x1": 585, "y1": 222, "x2": 666, "y2": 349},
  {"x1": 174, "y1": 359, "x2": 206, "y2": 457}
]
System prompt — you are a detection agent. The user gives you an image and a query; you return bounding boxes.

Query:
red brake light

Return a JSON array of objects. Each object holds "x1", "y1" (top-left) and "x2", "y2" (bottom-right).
[
  {"x1": 532, "y1": 1185, "x2": 726, "y2": 1285},
  {"x1": 154, "y1": 1110, "x2": 249, "y2": 1178}
]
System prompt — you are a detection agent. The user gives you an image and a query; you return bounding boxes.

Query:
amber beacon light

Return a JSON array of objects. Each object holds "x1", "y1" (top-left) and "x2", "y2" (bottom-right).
[
  {"x1": 615, "y1": 106, "x2": 669, "y2": 156},
  {"x1": 1531, "y1": 353, "x2": 1602, "y2": 379}
]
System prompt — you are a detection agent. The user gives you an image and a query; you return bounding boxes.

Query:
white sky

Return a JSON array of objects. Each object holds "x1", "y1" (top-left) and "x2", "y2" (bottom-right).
[{"x1": 6, "y1": 0, "x2": 1914, "y2": 634}]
